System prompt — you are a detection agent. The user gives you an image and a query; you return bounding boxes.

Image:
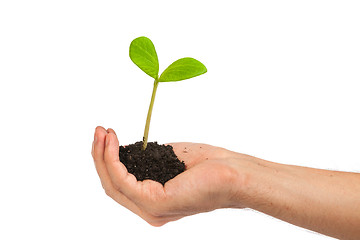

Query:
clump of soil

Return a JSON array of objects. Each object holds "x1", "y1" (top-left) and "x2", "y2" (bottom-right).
[{"x1": 119, "y1": 141, "x2": 185, "y2": 185}]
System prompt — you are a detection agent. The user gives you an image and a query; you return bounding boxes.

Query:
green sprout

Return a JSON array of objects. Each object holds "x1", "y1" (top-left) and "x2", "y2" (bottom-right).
[{"x1": 129, "y1": 36, "x2": 207, "y2": 150}]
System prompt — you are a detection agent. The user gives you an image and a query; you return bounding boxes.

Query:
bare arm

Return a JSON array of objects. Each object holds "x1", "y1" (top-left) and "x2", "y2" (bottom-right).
[
  {"x1": 92, "y1": 126, "x2": 360, "y2": 240},
  {"x1": 231, "y1": 156, "x2": 360, "y2": 240}
]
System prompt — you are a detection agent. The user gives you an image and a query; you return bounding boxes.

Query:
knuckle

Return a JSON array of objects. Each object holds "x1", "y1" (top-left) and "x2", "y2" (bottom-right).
[
  {"x1": 104, "y1": 187, "x2": 113, "y2": 197},
  {"x1": 91, "y1": 146, "x2": 95, "y2": 158},
  {"x1": 111, "y1": 181, "x2": 122, "y2": 193},
  {"x1": 144, "y1": 216, "x2": 166, "y2": 227}
]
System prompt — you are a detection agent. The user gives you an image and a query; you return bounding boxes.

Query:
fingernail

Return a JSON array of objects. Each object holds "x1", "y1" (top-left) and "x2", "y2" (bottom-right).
[{"x1": 94, "y1": 136, "x2": 97, "y2": 144}]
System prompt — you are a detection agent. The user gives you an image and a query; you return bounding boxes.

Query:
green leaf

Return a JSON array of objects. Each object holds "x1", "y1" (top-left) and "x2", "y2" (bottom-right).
[
  {"x1": 129, "y1": 37, "x2": 159, "y2": 79},
  {"x1": 158, "y1": 57, "x2": 207, "y2": 82}
]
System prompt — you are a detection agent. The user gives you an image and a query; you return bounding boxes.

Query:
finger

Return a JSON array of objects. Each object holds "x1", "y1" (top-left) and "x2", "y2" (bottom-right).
[
  {"x1": 92, "y1": 126, "x2": 107, "y2": 162},
  {"x1": 104, "y1": 133, "x2": 142, "y2": 203},
  {"x1": 92, "y1": 126, "x2": 105, "y2": 157},
  {"x1": 92, "y1": 126, "x2": 112, "y2": 190},
  {"x1": 107, "y1": 128, "x2": 116, "y2": 135},
  {"x1": 92, "y1": 127, "x2": 142, "y2": 215}
]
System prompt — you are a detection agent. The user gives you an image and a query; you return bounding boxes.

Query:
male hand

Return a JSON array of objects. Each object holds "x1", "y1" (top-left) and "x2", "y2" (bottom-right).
[
  {"x1": 92, "y1": 126, "x2": 360, "y2": 239},
  {"x1": 91, "y1": 126, "x2": 245, "y2": 226}
]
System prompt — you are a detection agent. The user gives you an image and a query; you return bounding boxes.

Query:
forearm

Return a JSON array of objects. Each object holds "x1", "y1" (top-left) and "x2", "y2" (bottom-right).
[{"x1": 233, "y1": 156, "x2": 360, "y2": 240}]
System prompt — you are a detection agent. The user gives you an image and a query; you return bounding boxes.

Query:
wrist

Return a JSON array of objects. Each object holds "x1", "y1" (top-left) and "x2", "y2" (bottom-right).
[
  {"x1": 221, "y1": 154, "x2": 258, "y2": 209},
  {"x1": 226, "y1": 153, "x2": 282, "y2": 210}
]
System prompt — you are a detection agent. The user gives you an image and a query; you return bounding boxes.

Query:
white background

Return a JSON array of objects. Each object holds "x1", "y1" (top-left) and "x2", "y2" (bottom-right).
[{"x1": 1, "y1": 1, "x2": 359, "y2": 239}]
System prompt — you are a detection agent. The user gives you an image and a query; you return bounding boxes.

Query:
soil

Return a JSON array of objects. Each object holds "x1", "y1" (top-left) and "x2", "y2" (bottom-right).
[{"x1": 119, "y1": 141, "x2": 186, "y2": 185}]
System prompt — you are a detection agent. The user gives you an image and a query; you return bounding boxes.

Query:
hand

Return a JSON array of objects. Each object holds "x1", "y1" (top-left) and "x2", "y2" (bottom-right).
[
  {"x1": 91, "y1": 126, "x2": 247, "y2": 226},
  {"x1": 92, "y1": 126, "x2": 360, "y2": 239}
]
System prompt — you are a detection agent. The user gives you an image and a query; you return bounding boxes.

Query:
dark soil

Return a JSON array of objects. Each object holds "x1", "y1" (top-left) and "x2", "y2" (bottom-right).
[{"x1": 119, "y1": 141, "x2": 185, "y2": 185}]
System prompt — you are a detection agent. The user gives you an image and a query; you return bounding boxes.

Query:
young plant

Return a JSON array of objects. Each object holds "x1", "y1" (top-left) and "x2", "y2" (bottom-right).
[{"x1": 129, "y1": 36, "x2": 207, "y2": 150}]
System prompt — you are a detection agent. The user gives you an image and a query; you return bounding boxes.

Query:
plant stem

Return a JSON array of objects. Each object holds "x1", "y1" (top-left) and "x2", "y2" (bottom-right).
[{"x1": 142, "y1": 79, "x2": 159, "y2": 150}]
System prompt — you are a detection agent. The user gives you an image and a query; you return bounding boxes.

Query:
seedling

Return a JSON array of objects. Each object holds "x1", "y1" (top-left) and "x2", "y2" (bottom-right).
[{"x1": 129, "y1": 36, "x2": 207, "y2": 150}]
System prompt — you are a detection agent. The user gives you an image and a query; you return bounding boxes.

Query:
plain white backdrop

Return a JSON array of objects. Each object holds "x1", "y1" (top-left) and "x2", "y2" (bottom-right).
[{"x1": 1, "y1": 1, "x2": 359, "y2": 239}]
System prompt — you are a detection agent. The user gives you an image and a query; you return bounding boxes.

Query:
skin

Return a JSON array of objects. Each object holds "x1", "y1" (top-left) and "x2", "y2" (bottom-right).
[{"x1": 91, "y1": 126, "x2": 360, "y2": 240}]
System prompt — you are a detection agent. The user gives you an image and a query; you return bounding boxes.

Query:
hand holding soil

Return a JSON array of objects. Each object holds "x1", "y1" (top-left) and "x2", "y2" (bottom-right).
[
  {"x1": 92, "y1": 126, "x2": 360, "y2": 240},
  {"x1": 92, "y1": 126, "x2": 244, "y2": 226}
]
